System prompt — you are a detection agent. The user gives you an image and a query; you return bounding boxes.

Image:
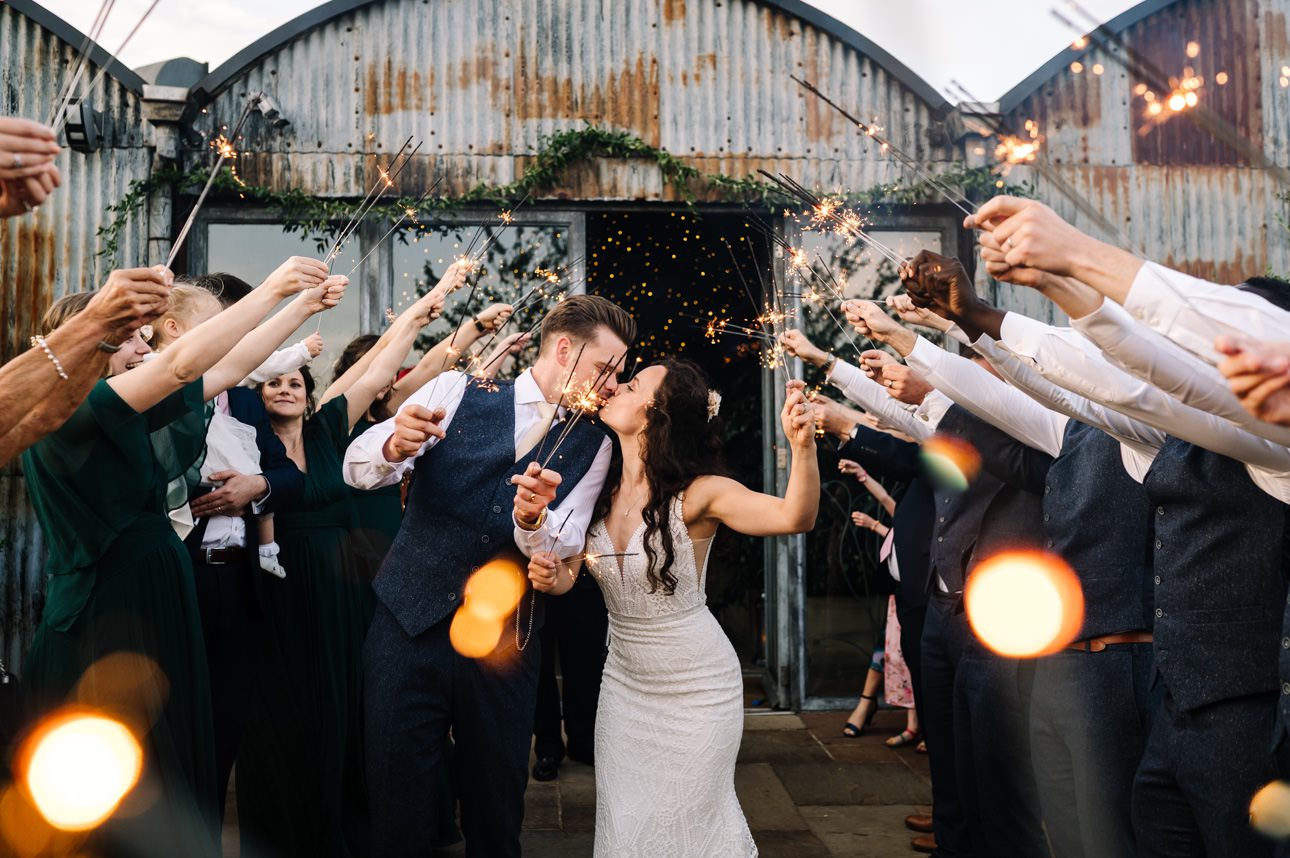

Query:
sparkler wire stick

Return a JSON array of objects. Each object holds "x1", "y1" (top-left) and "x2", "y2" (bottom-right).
[
  {"x1": 326, "y1": 139, "x2": 422, "y2": 263},
  {"x1": 758, "y1": 172, "x2": 906, "y2": 266},
  {"x1": 48, "y1": 0, "x2": 116, "y2": 128},
  {"x1": 164, "y1": 94, "x2": 259, "y2": 269},
  {"x1": 346, "y1": 178, "x2": 444, "y2": 277},
  {"x1": 537, "y1": 352, "x2": 627, "y2": 472},
  {"x1": 791, "y1": 75, "x2": 977, "y2": 217},
  {"x1": 530, "y1": 343, "x2": 586, "y2": 465},
  {"x1": 55, "y1": 0, "x2": 163, "y2": 136}
]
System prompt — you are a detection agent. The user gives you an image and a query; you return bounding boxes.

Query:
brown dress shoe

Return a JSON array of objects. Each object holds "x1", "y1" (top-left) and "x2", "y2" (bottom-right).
[
  {"x1": 911, "y1": 833, "x2": 937, "y2": 853},
  {"x1": 905, "y1": 813, "x2": 934, "y2": 833}
]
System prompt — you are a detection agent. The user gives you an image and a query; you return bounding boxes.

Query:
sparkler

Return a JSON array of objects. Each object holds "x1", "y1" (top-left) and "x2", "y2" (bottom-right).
[
  {"x1": 53, "y1": 0, "x2": 163, "y2": 136},
  {"x1": 537, "y1": 352, "x2": 627, "y2": 472},
  {"x1": 47, "y1": 0, "x2": 115, "y2": 128},
  {"x1": 529, "y1": 343, "x2": 587, "y2": 465},
  {"x1": 791, "y1": 75, "x2": 977, "y2": 217},
  {"x1": 164, "y1": 93, "x2": 260, "y2": 269},
  {"x1": 755, "y1": 173, "x2": 905, "y2": 266},
  {"x1": 324, "y1": 137, "x2": 421, "y2": 264},
  {"x1": 345, "y1": 178, "x2": 445, "y2": 278}
]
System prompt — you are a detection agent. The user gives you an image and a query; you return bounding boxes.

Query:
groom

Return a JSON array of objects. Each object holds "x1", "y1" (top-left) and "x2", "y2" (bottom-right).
[{"x1": 344, "y1": 294, "x2": 634, "y2": 857}]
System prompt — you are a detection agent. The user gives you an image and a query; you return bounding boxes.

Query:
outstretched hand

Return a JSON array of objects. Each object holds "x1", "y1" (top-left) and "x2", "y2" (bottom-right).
[
  {"x1": 779, "y1": 329, "x2": 829, "y2": 367},
  {"x1": 383, "y1": 404, "x2": 446, "y2": 463},
  {"x1": 1216, "y1": 336, "x2": 1290, "y2": 426},
  {"x1": 886, "y1": 293, "x2": 951, "y2": 332},
  {"x1": 512, "y1": 461, "x2": 562, "y2": 525},
  {"x1": 781, "y1": 380, "x2": 817, "y2": 449},
  {"x1": 840, "y1": 299, "x2": 915, "y2": 355}
]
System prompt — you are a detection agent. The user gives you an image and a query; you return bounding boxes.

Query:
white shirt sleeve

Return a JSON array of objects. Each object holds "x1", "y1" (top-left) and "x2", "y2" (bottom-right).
[
  {"x1": 240, "y1": 341, "x2": 314, "y2": 387},
  {"x1": 906, "y1": 336, "x2": 1068, "y2": 457},
  {"x1": 826, "y1": 359, "x2": 935, "y2": 441},
  {"x1": 512, "y1": 435, "x2": 613, "y2": 560},
  {"x1": 342, "y1": 371, "x2": 471, "y2": 490},
  {"x1": 1073, "y1": 298, "x2": 1290, "y2": 447},
  {"x1": 1013, "y1": 317, "x2": 1290, "y2": 478},
  {"x1": 1121, "y1": 262, "x2": 1290, "y2": 364},
  {"x1": 970, "y1": 335, "x2": 1160, "y2": 481}
]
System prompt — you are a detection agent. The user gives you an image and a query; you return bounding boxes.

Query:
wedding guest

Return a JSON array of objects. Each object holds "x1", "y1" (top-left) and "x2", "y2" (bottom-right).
[
  {"x1": 0, "y1": 116, "x2": 61, "y2": 217},
  {"x1": 236, "y1": 276, "x2": 452, "y2": 858},
  {"x1": 21, "y1": 256, "x2": 330, "y2": 856},
  {"x1": 0, "y1": 267, "x2": 171, "y2": 466}
]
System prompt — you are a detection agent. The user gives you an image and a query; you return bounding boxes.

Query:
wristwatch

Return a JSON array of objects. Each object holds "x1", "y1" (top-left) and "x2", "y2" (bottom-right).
[{"x1": 472, "y1": 315, "x2": 487, "y2": 334}]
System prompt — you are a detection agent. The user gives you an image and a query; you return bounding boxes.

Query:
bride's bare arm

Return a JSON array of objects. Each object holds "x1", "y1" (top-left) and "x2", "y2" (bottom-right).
[
  {"x1": 527, "y1": 548, "x2": 585, "y2": 596},
  {"x1": 687, "y1": 381, "x2": 819, "y2": 537}
]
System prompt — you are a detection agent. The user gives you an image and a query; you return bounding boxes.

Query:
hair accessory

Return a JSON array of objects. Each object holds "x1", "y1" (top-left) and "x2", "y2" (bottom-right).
[{"x1": 706, "y1": 389, "x2": 722, "y2": 421}]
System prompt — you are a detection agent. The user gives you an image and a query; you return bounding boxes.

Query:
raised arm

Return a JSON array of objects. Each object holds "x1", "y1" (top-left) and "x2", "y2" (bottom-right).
[
  {"x1": 328, "y1": 262, "x2": 468, "y2": 404},
  {"x1": 685, "y1": 380, "x2": 819, "y2": 537},
  {"x1": 203, "y1": 276, "x2": 346, "y2": 399},
  {"x1": 0, "y1": 267, "x2": 171, "y2": 465},
  {"x1": 386, "y1": 300, "x2": 512, "y2": 411},
  {"x1": 839, "y1": 460, "x2": 896, "y2": 516},
  {"x1": 108, "y1": 257, "x2": 329, "y2": 412},
  {"x1": 335, "y1": 292, "x2": 442, "y2": 430}
]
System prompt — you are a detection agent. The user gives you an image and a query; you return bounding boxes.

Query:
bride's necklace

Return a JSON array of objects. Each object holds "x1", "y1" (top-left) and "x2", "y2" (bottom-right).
[{"x1": 619, "y1": 483, "x2": 646, "y2": 517}]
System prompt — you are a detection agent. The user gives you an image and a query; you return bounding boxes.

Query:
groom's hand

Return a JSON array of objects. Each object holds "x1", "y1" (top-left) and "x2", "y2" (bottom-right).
[
  {"x1": 528, "y1": 551, "x2": 560, "y2": 592},
  {"x1": 382, "y1": 404, "x2": 445, "y2": 463},
  {"x1": 512, "y1": 462, "x2": 561, "y2": 526}
]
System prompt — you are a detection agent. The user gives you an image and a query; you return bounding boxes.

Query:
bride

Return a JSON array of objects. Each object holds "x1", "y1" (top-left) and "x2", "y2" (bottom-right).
[{"x1": 527, "y1": 359, "x2": 819, "y2": 856}]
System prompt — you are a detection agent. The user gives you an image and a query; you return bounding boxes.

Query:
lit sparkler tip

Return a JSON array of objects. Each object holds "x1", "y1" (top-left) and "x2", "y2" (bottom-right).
[
  {"x1": 499, "y1": 210, "x2": 515, "y2": 225},
  {"x1": 384, "y1": 307, "x2": 397, "y2": 323}
]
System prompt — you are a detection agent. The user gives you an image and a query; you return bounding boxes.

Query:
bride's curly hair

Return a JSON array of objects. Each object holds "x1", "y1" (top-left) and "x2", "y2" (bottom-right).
[{"x1": 594, "y1": 359, "x2": 727, "y2": 594}]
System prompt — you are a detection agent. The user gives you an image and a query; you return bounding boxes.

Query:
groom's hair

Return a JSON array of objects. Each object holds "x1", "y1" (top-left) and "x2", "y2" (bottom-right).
[{"x1": 540, "y1": 294, "x2": 636, "y2": 351}]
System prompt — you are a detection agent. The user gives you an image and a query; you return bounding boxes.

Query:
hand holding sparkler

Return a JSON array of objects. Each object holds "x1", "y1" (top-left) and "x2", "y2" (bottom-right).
[
  {"x1": 84, "y1": 266, "x2": 175, "y2": 342},
  {"x1": 299, "y1": 275, "x2": 348, "y2": 314},
  {"x1": 968, "y1": 197, "x2": 1115, "y2": 282},
  {"x1": 858, "y1": 349, "x2": 896, "y2": 381},
  {"x1": 886, "y1": 294, "x2": 952, "y2": 332},
  {"x1": 0, "y1": 117, "x2": 62, "y2": 218},
  {"x1": 812, "y1": 396, "x2": 860, "y2": 442},
  {"x1": 512, "y1": 462, "x2": 563, "y2": 529},
  {"x1": 304, "y1": 332, "x2": 325, "y2": 358},
  {"x1": 778, "y1": 330, "x2": 832, "y2": 369},
  {"x1": 899, "y1": 250, "x2": 1004, "y2": 341},
  {"x1": 382, "y1": 405, "x2": 446, "y2": 463},
  {"x1": 527, "y1": 550, "x2": 564, "y2": 594},
  {"x1": 474, "y1": 302, "x2": 514, "y2": 332},
  {"x1": 876, "y1": 363, "x2": 933, "y2": 406},
  {"x1": 1216, "y1": 336, "x2": 1290, "y2": 427},
  {"x1": 841, "y1": 300, "x2": 916, "y2": 356},
  {"x1": 261, "y1": 256, "x2": 331, "y2": 301},
  {"x1": 781, "y1": 380, "x2": 817, "y2": 450},
  {"x1": 476, "y1": 331, "x2": 532, "y2": 381}
]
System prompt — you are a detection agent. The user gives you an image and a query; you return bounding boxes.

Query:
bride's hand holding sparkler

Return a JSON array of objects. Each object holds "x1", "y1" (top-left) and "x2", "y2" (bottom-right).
[
  {"x1": 781, "y1": 380, "x2": 817, "y2": 450},
  {"x1": 527, "y1": 550, "x2": 577, "y2": 595},
  {"x1": 382, "y1": 404, "x2": 446, "y2": 463},
  {"x1": 512, "y1": 461, "x2": 562, "y2": 529},
  {"x1": 261, "y1": 256, "x2": 330, "y2": 300},
  {"x1": 778, "y1": 330, "x2": 830, "y2": 368}
]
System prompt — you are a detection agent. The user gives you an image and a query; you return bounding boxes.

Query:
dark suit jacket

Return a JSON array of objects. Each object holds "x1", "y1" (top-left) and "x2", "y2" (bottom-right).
[{"x1": 838, "y1": 426, "x2": 935, "y2": 608}]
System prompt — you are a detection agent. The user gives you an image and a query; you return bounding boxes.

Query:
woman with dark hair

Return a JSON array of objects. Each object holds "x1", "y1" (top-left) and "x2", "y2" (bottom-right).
[
  {"x1": 236, "y1": 280, "x2": 450, "y2": 858},
  {"x1": 527, "y1": 360, "x2": 820, "y2": 856}
]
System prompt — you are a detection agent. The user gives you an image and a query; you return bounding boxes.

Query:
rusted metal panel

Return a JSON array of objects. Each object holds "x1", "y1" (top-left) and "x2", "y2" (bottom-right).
[
  {"x1": 200, "y1": 0, "x2": 956, "y2": 201},
  {"x1": 0, "y1": 4, "x2": 154, "y2": 670}
]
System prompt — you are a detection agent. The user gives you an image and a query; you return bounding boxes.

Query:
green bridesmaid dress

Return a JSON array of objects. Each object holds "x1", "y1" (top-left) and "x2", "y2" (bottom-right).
[
  {"x1": 21, "y1": 378, "x2": 218, "y2": 857},
  {"x1": 237, "y1": 396, "x2": 372, "y2": 857}
]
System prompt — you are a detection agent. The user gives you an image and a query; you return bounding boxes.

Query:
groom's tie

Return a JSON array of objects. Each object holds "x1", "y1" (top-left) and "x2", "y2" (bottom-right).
[{"x1": 516, "y1": 401, "x2": 559, "y2": 462}]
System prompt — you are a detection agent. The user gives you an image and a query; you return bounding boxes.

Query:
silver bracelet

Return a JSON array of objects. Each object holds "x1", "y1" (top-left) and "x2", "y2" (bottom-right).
[{"x1": 30, "y1": 335, "x2": 69, "y2": 381}]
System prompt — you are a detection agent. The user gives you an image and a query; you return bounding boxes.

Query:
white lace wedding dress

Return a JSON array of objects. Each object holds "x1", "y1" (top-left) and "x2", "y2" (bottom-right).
[{"x1": 585, "y1": 494, "x2": 757, "y2": 857}]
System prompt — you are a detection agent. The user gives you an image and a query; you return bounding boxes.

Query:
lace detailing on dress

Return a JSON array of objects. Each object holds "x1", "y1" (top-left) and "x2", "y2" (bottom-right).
[{"x1": 588, "y1": 492, "x2": 757, "y2": 857}]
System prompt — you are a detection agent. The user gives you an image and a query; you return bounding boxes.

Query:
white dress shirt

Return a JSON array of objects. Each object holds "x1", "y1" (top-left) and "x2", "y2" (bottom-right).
[
  {"x1": 241, "y1": 340, "x2": 315, "y2": 386},
  {"x1": 1072, "y1": 298, "x2": 1290, "y2": 447},
  {"x1": 1121, "y1": 262, "x2": 1290, "y2": 363},
  {"x1": 343, "y1": 368, "x2": 612, "y2": 559},
  {"x1": 826, "y1": 359, "x2": 951, "y2": 441},
  {"x1": 990, "y1": 314, "x2": 1290, "y2": 502}
]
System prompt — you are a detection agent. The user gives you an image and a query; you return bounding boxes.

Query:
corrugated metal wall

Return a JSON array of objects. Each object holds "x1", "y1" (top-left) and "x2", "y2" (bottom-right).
[
  {"x1": 0, "y1": 5, "x2": 155, "y2": 670},
  {"x1": 201, "y1": 0, "x2": 955, "y2": 200},
  {"x1": 1000, "y1": 0, "x2": 1290, "y2": 285}
]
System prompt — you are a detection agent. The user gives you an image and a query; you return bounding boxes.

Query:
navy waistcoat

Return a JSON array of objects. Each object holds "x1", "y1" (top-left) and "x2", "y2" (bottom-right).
[
  {"x1": 1144, "y1": 436, "x2": 1287, "y2": 713},
  {"x1": 1043, "y1": 421, "x2": 1155, "y2": 639},
  {"x1": 373, "y1": 379, "x2": 606, "y2": 638}
]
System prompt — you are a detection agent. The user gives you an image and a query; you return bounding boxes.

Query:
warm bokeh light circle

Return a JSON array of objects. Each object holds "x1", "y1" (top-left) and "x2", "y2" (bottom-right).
[
  {"x1": 19, "y1": 710, "x2": 143, "y2": 832},
  {"x1": 965, "y1": 551, "x2": 1084, "y2": 658},
  {"x1": 462, "y1": 559, "x2": 526, "y2": 621},
  {"x1": 1251, "y1": 781, "x2": 1290, "y2": 838},
  {"x1": 920, "y1": 434, "x2": 982, "y2": 492},
  {"x1": 449, "y1": 609, "x2": 505, "y2": 659}
]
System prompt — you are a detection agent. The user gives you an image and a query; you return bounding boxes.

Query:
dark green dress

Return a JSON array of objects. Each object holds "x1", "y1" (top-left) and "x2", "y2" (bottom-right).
[
  {"x1": 237, "y1": 396, "x2": 371, "y2": 857},
  {"x1": 348, "y1": 417, "x2": 404, "y2": 564},
  {"x1": 21, "y1": 378, "x2": 218, "y2": 856}
]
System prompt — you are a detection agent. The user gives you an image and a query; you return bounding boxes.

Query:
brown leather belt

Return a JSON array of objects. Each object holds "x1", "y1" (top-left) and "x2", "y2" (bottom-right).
[
  {"x1": 1066, "y1": 631, "x2": 1153, "y2": 653},
  {"x1": 195, "y1": 547, "x2": 244, "y2": 566}
]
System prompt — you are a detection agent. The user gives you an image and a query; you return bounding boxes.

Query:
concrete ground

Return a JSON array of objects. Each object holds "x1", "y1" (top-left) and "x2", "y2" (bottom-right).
[{"x1": 222, "y1": 708, "x2": 932, "y2": 857}]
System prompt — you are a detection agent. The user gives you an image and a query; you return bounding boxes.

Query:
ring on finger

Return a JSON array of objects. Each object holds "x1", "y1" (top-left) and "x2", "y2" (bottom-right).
[
  {"x1": 528, "y1": 492, "x2": 537, "y2": 502},
  {"x1": 11, "y1": 154, "x2": 22, "y2": 169},
  {"x1": 1004, "y1": 238, "x2": 1014, "y2": 250}
]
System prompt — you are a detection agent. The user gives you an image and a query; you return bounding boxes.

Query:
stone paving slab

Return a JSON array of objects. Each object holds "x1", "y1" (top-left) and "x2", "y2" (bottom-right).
[
  {"x1": 751, "y1": 829, "x2": 835, "y2": 856},
  {"x1": 736, "y1": 763, "x2": 811, "y2": 831},
  {"x1": 801, "y1": 804, "x2": 932, "y2": 857},
  {"x1": 773, "y1": 761, "x2": 933, "y2": 807},
  {"x1": 738, "y1": 728, "x2": 834, "y2": 764}
]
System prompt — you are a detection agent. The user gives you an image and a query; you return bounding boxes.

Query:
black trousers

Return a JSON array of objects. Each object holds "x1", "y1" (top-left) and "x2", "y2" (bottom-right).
[
  {"x1": 954, "y1": 637, "x2": 1048, "y2": 858},
  {"x1": 895, "y1": 594, "x2": 927, "y2": 730},
  {"x1": 364, "y1": 602, "x2": 540, "y2": 858},
  {"x1": 534, "y1": 577, "x2": 609, "y2": 762},
  {"x1": 921, "y1": 594, "x2": 972, "y2": 857},
  {"x1": 1029, "y1": 644, "x2": 1155, "y2": 858},
  {"x1": 1132, "y1": 689, "x2": 1280, "y2": 858},
  {"x1": 191, "y1": 556, "x2": 261, "y2": 819}
]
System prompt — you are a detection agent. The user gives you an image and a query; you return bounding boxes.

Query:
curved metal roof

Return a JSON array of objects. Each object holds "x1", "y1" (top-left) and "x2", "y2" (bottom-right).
[
  {"x1": 6, "y1": 0, "x2": 147, "y2": 94},
  {"x1": 193, "y1": 0, "x2": 952, "y2": 111},
  {"x1": 997, "y1": 0, "x2": 1182, "y2": 114}
]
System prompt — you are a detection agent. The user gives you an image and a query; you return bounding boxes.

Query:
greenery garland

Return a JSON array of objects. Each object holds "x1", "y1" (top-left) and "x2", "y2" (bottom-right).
[{"x1": 96, "y1": 124, "x2": 1030, "y2": 260}]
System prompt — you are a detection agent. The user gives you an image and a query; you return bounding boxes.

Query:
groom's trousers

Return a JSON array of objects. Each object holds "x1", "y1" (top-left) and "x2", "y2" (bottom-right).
[{"x1": 364, "y1": 601, "x2": 541, "y2": 858}]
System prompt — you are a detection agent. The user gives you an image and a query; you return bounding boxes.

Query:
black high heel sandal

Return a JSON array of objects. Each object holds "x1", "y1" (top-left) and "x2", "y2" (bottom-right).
[{"x1": 841, "y1": 693, "x2": 878, "y2": 737}]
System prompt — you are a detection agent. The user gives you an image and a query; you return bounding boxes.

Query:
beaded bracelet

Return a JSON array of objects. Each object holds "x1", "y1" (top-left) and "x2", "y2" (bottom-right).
[{"x1": 30, "y1": 335, "x2": 69, "y2": 381}]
